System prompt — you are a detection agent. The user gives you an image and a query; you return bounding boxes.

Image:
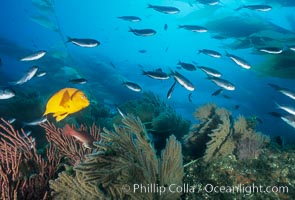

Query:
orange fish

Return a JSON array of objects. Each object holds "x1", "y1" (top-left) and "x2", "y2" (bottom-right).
[
  {"x1": 62, "y1": 124, "x2": 95, "y2": 148},
  {"x1": 43, "y1": 88, "x2": 89, "y2": 121}
]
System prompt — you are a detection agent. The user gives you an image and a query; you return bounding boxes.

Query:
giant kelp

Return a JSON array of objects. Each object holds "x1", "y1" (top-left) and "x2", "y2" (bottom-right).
[
  {"x1": 206, "y1": 14, "x2": 293, "y2": 39},
  {"x1": 253, "y1": 50, "x2": 295, "y2": 79},
  {"x1": 50, "y1": 115, "x2": 184, "y2": 199}
]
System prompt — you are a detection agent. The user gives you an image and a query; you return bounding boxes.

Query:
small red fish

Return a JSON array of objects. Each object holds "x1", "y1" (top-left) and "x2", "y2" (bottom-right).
[{"x1": 62, "y1": 125, "x2": 95, "y2": 148}]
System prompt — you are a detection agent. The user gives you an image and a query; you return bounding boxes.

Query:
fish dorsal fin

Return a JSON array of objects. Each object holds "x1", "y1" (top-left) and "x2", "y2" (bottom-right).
[
  {"x1": 60, "y1": 90, "x2": 71, "y2": 108},
  {"x1": 70, "y1": 89, "x2": 80, "y2": 101},
  {"x1": 155, "y1": 68, "x2": 162, "y2": 72}
]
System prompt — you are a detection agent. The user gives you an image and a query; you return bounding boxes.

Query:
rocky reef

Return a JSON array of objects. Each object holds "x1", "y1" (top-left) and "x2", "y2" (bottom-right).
[{"x1": 1, "y1": 102, "x2": 294, "y2": 200}]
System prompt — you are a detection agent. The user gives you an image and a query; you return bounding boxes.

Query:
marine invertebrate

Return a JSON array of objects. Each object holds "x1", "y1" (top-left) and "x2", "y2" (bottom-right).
[
  {"x1": 0, "y1": 118, "x2": 61, "y2": 199},
  {"x1": 183, "y1": 104, "x2": 269, "y2": 162},
  {"x1": 234, "y1": 116, "x2": 270, "y2": 160},
  {"x1": 41, "y1": 122, "x2": 101, "y2": 165},
  {"x1": 203, "y1": 108, "x2": 232, "y2": 162},
  {"x1": 50, "y1": 114, "x2": 184, "y2": 199},
  {"x1": 117, "y1": 92, "x2": 190, "y2": 150}
]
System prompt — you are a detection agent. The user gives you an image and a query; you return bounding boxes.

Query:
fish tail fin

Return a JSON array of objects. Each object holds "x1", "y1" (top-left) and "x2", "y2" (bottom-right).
[
  {"x1": 274, "y1": 101, "x2": 282, "y2": 109},
  {"x1": 21, "y1": 121, "x2": 28, "y2": 128},
  {"x1": 66, "y1": 36, "x2": 72, "y2": 43},
  {"x1": 197, "y1": 50, "x2": 202, "y2": 54},
  {"x1": 178, "y1": 25, "x2": 183, "y2": 29},
  {"x1": 177, "y1": 61, "x2": 181, "y2": 65},
  {"x1": 8, "y1": 81, "x2": 17, "y2": 86},
  {"x1": 147, "y1": 4, "x2": 153, "y2": 8},
  {"x1": 234, "y1": 6, "x2": 243, "y2": 11},
  {"x1": 268, "y1": 83, "x2": 281, "y2": 90},
  {"x1": 168, "y1": 68, "x2": 174, "y2": 75},
  {"x1": 128, "y1": 27, "x2": 133, "y2": 32},
  {"x1": 141, "y1": 70, "x2": 147, "y2": 75}
]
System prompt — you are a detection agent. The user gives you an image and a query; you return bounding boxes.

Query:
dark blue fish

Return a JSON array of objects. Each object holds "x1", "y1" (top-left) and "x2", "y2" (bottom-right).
[
  {"x1": 167, "y1": 81, "x2": 177, "y2": 99},
  {"x1": 142, "y1": 69, "x2": 169, "y2": 80},
  {"x1": 164, "y1": 24, "x2": 168, "y2": 31},
  {"x1": 235, "y1": 4, "x2": 272, "y2": 12},
  {"x1": 196, "y1": 0, "x2": 220, "y2": 5},
  {"x1": 67, "y1": 37, "x2": 100, "y2": 47},
  {"x1": 211, "y1": 88, "x2": 223, "y2": 96},
  {"x1": 110, "y1": 62, "x2": 116, "y2": 68},
  {"x1": 69, "y1": 78, "x2": 88, "y2": 84},
  {"x1": 117, "y1": 16, "x2": 141, "y2": 22},
  {"x1": 198, "y1": 49, "x2": 221, "y2": 58},
  {"x1": 123, "y1": 81, "x2": 142, "y2": 92},
  {"x1": 223, "y1": 95, "x2": 231, "y2": 99},
  {"x1": 178, "y1": 25, "x2": 208, "y2": 33},
  {"x1": 188, "y1": 93, "x2": 193, "y2": 102},
  {"x1": 178, "y1": 61, "x2": 196, "y2": 71},
  {"x1": 258, "y1": 47, "x2": 283, "y2": 54},
  {"x1": 147, "y1": 4, "x2": 180, "y2": 14},
  {"x1": 138, "y1": 49, "x2": 147, "y2": 53},
  {"x1": 129, "y1": 27, "x2": 156, "y2": 36}
]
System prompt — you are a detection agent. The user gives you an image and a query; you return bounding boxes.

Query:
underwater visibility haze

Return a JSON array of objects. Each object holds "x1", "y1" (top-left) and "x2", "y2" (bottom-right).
[{"x1": 0, "y1": 0, "x2": 295, "y2": 199}]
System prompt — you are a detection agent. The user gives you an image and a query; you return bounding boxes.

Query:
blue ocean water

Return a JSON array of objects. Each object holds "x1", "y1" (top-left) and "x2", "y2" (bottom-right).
[{"x1": 0, "y1": 0, "x2": 294, "y2": 141}]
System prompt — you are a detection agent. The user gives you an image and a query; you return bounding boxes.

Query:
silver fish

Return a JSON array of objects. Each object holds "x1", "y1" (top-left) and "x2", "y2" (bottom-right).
[
  {"x1": 147, "y1": 4, "x2": 180, "y2": 14},
  {"x1": 225, "y1": 52, "x2": 251, "y2": 69},
  {"x1": 171, "y1": 71, "x2": 195, "y2": 91},
  {"x1": 281, "y1": 115, "x2": 295, "y2": 129},
  {"x1": 196, "y1": 0, "x2": 220, "y2": 6},
  {"x1": 208, "y1": 77, "x2": 235, "y2": 91},
  {"x1": 178, "y1": 25, "x2": 208, "y2": 33},
  {"x1": 178, "y1": 61, "x2": 196, "y2": 71},
  {"x1": 25, "y1": 130, "x2": 32, "y2": 137},
  {"x1": 142, "y1": 69, "x2": 169, "y2": 80},
  {"x1": 235, "y1": 5, "x2": 272, "y2": 12},
  {"x1": 67, "y1": 37, "x2": 100, "y2": 47},
  {"x1": 276, "y1": 102, "x2": 295, "y2": 116},
  {"x1": 36, "y1": 71, "x2": 46, "y2": 77},
  {"x1": 198, "y1": 66, "x2": 221, "y2": 77},
  {"x1": 116, "y1": 106, "x2": 126, "y2": 118},
  {"x1": 123, "y1": 81, "x2": 142, "y2": 92},
  {"x1": 289, "y1": 45, "x2": 295, "y2": 52},
  {"x1": 198, "y1": 49, "x2": 221, "y2": 58},
  {"x1": 11, "y1": 66, "x2": 39, "y2": 85},
  {"x1": 268, "y1": 83, "x2": 295, "y2": 101},
  {"x1": 0, "y1": 88, "x2": 15, "y2": 99},
  {"x1": 167, "y1": 81, "x2": 177, "y2": 99},
  {"x1": 69, "y1": 78, "x2": 88, "y2": 84},
  {"x1": 117, "y1": 16, "x2": 141, "y2": 22},
  {"x1": 129, "y1": 27, "x2": 156, "y2": 36},
  {"x1": 23, "y1": 116, "x2": 47, "y2": 126},
  {"x1": 8, "y1": 118, "x2": 16, "y2": 124},
  {"x1": 258, "y1": 47, "x2": 283, "y2": 54},
  {"x1": 20, "y1": 50, "x2": 46, "y2": 61}
]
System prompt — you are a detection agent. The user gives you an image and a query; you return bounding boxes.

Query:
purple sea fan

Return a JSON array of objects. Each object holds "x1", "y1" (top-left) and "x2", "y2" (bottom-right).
[{"x1": 237, "y1": 133, "x2": 269, "y2": 160}]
